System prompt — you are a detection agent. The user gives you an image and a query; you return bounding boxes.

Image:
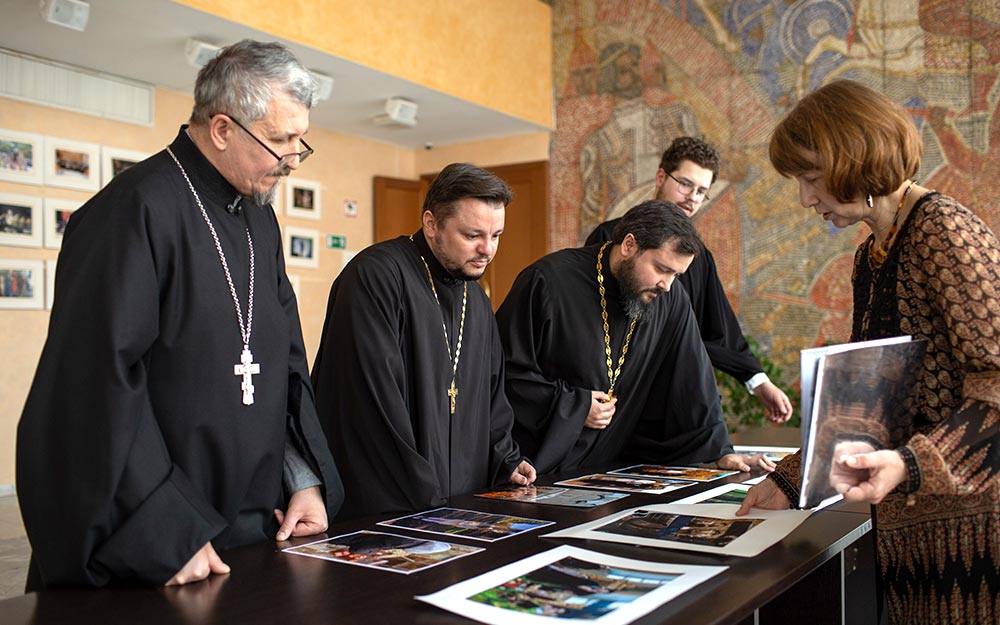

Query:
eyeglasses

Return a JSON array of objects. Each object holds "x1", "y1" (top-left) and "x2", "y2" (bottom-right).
[
  {"x1": 666, "y1": 171, "x2": 710, "y2": 201},
  {"x1": 223, "y1": 114, "x2": 313, "y2": 168}
]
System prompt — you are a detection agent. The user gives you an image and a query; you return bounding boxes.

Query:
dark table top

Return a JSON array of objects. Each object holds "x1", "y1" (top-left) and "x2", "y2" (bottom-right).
[{"x1": 0, "y1": 468, "x2": 870, "y2": 625}]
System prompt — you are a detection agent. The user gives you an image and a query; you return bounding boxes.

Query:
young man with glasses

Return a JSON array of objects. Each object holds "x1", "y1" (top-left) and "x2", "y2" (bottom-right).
[
  {"x1": 17, "y1": 40, "x2": 343, "y2": 590},
  {"x1": 586, "y1": 136, "x2": 793, "y2": 423}
]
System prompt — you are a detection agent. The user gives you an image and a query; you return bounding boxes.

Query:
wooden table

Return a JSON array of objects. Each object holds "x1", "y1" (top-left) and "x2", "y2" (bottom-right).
[{"x1": 0, "y1": 468, "x2": 876, "y2": 625}]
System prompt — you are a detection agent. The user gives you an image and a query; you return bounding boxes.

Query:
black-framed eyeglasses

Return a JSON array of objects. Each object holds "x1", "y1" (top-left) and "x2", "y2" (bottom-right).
[
  {"x1": 666, "y1": 171, "x2": 710, "y2": 201},
  {"x1": 223, "y1": 114, "x2": 313, "y2": 167}
]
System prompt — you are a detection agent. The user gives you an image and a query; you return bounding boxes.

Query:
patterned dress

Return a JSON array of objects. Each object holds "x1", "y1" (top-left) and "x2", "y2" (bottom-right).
[{"x1": 774, "y1": 192, "x2": 1000, "y2": 625}]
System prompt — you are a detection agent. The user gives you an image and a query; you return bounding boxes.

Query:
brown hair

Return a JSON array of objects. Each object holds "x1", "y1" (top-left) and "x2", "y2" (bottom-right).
[
  {"x1": 658, "y1": 136, "x2": 720, "y2": 185},
  {"x1": 422, "y1": 163, "x2": 512, "y2": 222},
  {"x1": 768, "y1": 80, "x2": 922, "y2": 202}
]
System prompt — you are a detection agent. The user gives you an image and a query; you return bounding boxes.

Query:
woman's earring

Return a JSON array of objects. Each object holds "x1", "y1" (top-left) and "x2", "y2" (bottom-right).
[{"x1": 866, "y1": 194, "x2": 873, "y2": 208}]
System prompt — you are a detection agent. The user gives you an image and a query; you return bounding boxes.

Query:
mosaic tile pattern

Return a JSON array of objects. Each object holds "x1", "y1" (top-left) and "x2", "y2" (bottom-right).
[{"x1": 551, "y1": 0, "x2": 1000, "y2": 378}]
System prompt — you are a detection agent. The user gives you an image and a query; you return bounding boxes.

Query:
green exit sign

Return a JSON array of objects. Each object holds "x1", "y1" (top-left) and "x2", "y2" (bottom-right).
[{"x1": 327, "y1": 234, "x2": 347, "y2": 249}]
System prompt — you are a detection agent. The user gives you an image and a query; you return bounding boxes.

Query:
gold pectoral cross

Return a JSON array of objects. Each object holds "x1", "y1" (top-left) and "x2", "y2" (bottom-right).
[{"x1": 448, "y1": 381, "x2": 458, "y2": 414}]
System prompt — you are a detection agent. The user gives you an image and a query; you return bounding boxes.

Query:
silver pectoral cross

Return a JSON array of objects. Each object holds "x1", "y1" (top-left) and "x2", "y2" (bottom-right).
[{"x1": 234, "y1": 347, "x2": 261, "y2": 405}]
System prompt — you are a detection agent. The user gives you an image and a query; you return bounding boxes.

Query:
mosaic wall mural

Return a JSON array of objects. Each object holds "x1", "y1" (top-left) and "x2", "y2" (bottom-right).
[{"x1": 550, "y1": 0, "x2": 1000, "y2": 385}]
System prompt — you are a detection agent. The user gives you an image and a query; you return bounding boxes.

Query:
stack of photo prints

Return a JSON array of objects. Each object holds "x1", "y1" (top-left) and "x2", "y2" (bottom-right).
[{"x1": 282, "y1": 456, "x2": 812, "y2": 624}]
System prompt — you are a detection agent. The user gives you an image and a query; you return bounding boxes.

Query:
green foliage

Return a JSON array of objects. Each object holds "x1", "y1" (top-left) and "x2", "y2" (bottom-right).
[{"x1": 715, "y1": 337, "x2": 801, "y2": 432}]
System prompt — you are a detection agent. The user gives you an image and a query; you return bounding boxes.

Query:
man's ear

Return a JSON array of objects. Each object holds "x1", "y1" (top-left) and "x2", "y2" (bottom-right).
[
  {"x1": 619, "y1": 232, "x2": 638, "y2": 259},
  {"x1": 654, "y1": 168, "x2": 667, "y2": 192},
  {"x1": 207, "y1": 115, "x2": 233, "y2": 152},
  {"x1": 421, "y1": 210, "x2": 437, "y2": 236}
]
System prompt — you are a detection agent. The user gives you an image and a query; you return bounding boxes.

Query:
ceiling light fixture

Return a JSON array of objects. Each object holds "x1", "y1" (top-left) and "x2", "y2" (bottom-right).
[
  {"x1": 39, "y1": 0, "x2": 89, "y2": 32},
  {"x1": 311, "y1": 71, "x2": 334, "y2": 102},
  {"x1": 373, "y1": 97, "x2": 417, "y2": 128},
  {"x1": 185, "y1": 38, "x2": 222, "y2": 69}
]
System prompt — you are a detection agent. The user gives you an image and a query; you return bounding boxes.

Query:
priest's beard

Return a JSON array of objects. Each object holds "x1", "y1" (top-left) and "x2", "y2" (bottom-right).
[
  {"x1": 252, "y1": 167, "x2": 291, "y2": 206},
  {"x1": 614, "y1": 255, "x2": 661, "y2": 321}
]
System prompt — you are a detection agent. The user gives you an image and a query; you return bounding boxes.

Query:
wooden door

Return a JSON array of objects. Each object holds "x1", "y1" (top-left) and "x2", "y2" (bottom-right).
[
  {"x1": 373, "y1": 176, "x2": 426, "y2": 243},
  {"x1": 374, "y1": 161, "x2": 549, "y2": 309}
]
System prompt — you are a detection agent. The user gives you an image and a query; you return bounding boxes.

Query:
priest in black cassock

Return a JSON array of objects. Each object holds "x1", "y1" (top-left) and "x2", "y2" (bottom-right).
[
  {"x1": 586, "y1": 137, "x2": 792, "y2": 422},
  {"x1": 497, "y1": 200, "x2": 771, "y2": 474},
  {"x1": 16, "y1": 40, "x2": 343, "y2": 589},
  {"x1": 311, "y1": 163, "x2": 535, "y2": 520}
]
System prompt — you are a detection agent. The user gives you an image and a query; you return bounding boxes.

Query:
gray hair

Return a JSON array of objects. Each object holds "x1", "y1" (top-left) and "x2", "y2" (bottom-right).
[{"x1": 190, "y1": 39, "x2": 317, "y2": 125}]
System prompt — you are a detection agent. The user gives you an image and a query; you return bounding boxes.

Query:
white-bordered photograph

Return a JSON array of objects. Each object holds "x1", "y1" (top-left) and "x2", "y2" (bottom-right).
[
  {"x1": 554, "y1": 473, "x2": 690, "y2": 495},
  {"x1": 417, "y1": 545, "x2": 727, "y2": 625},
  {"x1": 43, "y1": 137, "x2": 100, "y2": 191},
  {"x1": 377, "y1": 507, "x2": 554, "y2": 543},
  {"x1": 544, "y1": 502, "x2": 813, "y2": 558},
  {"x1": 101, "y1": 146, "x2": 149, "y2": 187},
  {"x1": 284, "y1": 226, "x2": 320, "y2": 268},
  {"x1": 284, "y1": 178, "x2": 321, "y2": 220},
  {"x1": 43, "y1": 198, "x2": 82, "y2": 249},
  {"x1": 283, "y1": 530, "x2": 483, "y2": 575},
  {"x1": 0, "y1": 192, "x2": 43, "y2": 248},
  {"x1": 45, "y1": 258, "x2": 56, "y2": 311},
  {"x1": 0, "y1": 129, "x2": 44, "y2": 185},
  {"x1": 0, "y1": 258, "x2": 44, "y2": 310}
]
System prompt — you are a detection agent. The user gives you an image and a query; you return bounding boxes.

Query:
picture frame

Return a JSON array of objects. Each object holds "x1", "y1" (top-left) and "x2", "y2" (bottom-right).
[
  {"x1": 44, "y1": 137, "x2": 100, "y2": 191},
  {"x1": 101, "y1": 146, "x2": 149, "y2": 187},
  {"x1": 45, "y1": 258, "x2": 56, "y2": 311},
  {"x1": 43, "y1": 198, "x2": 82, "y2": 249},
  {"x1": 0, "y1": 129, "x2": 45, "y2": 185},
  {"x1": 0, "y1": 192, "x2": 43, "y2": 248},
  {"x1": 284, "y1": 226, "x2": 320, "y2": 268},
  {"x1": 284, "y1": 178, "x2": 321, "y2": 220},
  {"x1": 0, "y1": 258, "x2": 44, "y2": 309}
]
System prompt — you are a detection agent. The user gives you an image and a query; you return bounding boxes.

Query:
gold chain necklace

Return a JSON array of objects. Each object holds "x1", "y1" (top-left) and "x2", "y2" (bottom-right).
[
  {"x1": 411, "y1": 236, "x2": 467, "y2": 414},
  {"x1": 596, "y1": 241, "x2": 637, "y2": 400}
]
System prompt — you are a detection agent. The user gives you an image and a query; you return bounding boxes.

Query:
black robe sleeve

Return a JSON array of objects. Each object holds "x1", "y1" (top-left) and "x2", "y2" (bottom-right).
[
  {"x1": 621, "y1": 292, "x2": 735, "y2": 464},
  {"x1": 16, "y1": 182, "x2": 228, "y2": 588},
  {"x1": 682, "y1": 250, "x2": 763, "y2": 384},
  {"x1": 312, "y1": 252, "x2": 440, "y2": 517},
  {"x1": 496, "y1": 266, "x2": 593, "y2": 473},
  {"x1": 274, "y1": 224, "x2": 343, "y2": 518}
]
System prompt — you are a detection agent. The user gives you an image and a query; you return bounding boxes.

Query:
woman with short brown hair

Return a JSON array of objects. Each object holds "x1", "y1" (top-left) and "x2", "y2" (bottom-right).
[{"x1": 740, "y1": 79, "x2": 1000, "y2": 625}]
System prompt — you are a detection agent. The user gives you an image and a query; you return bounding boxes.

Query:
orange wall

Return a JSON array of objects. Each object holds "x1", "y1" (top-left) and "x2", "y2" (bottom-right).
[{"x1": 174, "y1": 0, "x2": 554, "y2": 129}]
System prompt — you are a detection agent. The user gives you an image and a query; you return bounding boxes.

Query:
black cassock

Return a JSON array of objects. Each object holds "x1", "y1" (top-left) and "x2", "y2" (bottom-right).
[
  {"x1": 16, "y1": 128, "x2": 342, "y2": 589},
  {"x1": 311, "y1": 231, "x2": 523, "y2": 520},
  {"x1": 586, "y1": 219, "x2": 764, "y2": 382},
  {"x1": 496, "y1": 245, "x2": 732, "y2": 474}
]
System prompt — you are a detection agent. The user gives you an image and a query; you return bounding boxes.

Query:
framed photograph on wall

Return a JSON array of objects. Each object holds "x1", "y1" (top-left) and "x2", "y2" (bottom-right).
[
  {"x1": 285, "y1": 178, "x2": 321, "y2": 220},
  {"x1": 43, "y1": 198, "x2": 82, "y2": 249},
  {"x1": 44, "y1": 137, "x2": 100, "y2": 192},
  {"x1": 0, "y1": 192, "x2": 43, "y2": 248},
  {"x1": 45, "y1": 258, "x2": 57, "y2": 311},
  {"x1": 0, "y1": 259, "x2": 44, "y2": 309},
  {"x1": 0, "y1": 129, "x2": 44, "y2": 185},
  {"x1": 284, "y1": 226, "x2": 320, "y2": 268},
  {"x1": 101, "y1": 146, "x2": 149, "y2": 187}
]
